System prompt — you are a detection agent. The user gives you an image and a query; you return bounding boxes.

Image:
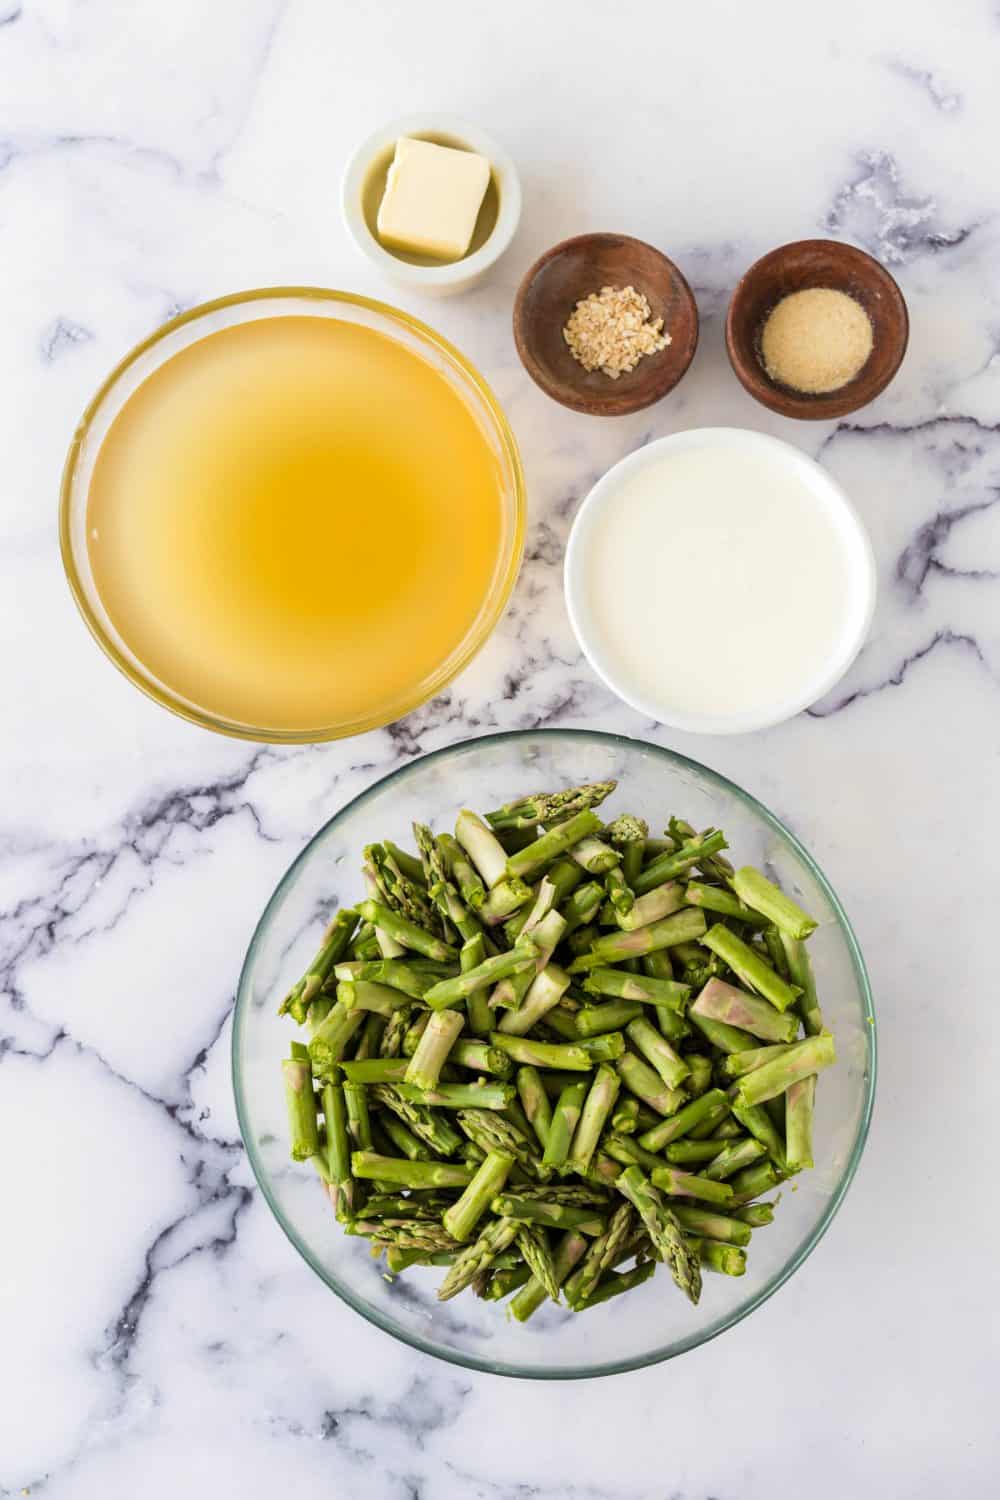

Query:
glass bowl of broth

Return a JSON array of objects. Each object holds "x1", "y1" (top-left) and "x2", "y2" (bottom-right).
[{"x1": 60, "y1": 288, "x2": 525, "y2": 741}]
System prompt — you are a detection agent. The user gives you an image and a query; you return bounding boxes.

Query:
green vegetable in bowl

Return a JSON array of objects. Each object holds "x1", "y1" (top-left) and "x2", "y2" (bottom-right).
[{"x1": 277, "y1": 779, "x2": 833, "y2": 1319}]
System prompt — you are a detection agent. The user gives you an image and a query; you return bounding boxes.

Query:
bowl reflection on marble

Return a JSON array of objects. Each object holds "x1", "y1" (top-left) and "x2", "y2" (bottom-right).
[{"x1": 233, "y1": 730, "x2": 875, "y2": 1379}]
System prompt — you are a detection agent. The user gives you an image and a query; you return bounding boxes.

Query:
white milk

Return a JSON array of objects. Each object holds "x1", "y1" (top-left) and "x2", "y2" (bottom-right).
[{"x1": 567, "y1": 430, "x2": 874, "y2": 732}]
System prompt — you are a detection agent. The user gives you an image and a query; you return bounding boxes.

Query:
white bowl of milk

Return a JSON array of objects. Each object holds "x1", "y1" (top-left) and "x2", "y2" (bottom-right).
[{"x1": 564, "y1": 428, "x2": 876, "y2": 735}]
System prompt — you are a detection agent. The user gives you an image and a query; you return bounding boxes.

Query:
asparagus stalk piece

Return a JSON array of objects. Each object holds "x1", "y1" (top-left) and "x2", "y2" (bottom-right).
[
  {"x1": 560, "y1": 882, "x2": 604, "y2": 937},
  {"x1": 610, "y1": 1095, "x2": 641, "y2": 1135},
  {"x1": 633, "y1": 831, "x2": 728, "y2": 895},
  {"x1": 459, "y1": 934, "x2": 493, "y2": 1036},
  {"x1": 351, "y1": 1152, "x2": 475, "y2": 1189},
  {"x1": 308, "y1": 1002, "x2": 365, "y2": 1074},
  {"x1": 517, "y1": 1066, "x2": 553, "y2": 1149},
  {"x1": 669, "y1": 1204, "x2": 751, "y2": 1246},
  {"x1": 443, "y1": 1150, "x2": 515, "y2": 1241},
  {"x1": 721, "y1": 1042, "x2": 797, "y2": 1080},
  {"x1": 486, "y1": 781, "x2": 617, "y2": 831},
  {"x1": 357, "y1": 900, "x2": 456, "y2": 963},
  {"x1": 542, "y1": 1080, "x2": 589, "y2": 1168},
  {"x1": 339, "y1": 1058, "x2": 409, "y2": 1083},
  {"x1": 506, "y1": 809, "x2": 604, "y2": 882},
  {"x1": 516, "y1": 1224, "x2": 561, "y2": 1301},
  {"x1": 564, "y1": 1203, "x2": 635, "y2": 1307},
  {"x1": 732, "y1": 1034, "x2": 836, "y2": 1108},
  {"x1": 370, "y1": 1085, "x2": 464, "y2": 1155},
  {"x1": 423, "y1": 943, "x2": 538, "y2": 1010},
  {"x1": 449, "y1": 1039, "x2": 514, "y2": 1078},
  {"x1": 491, "y1": 1194, "x2": 606, "y2": 1234},
  {"x1": 573, "y1": 908, "x2": 706, "y2": 968},
  {"x1": 684, "y1": 1054, "x2": 713, "y2": 1096},
  {"x1": 730, "y1": 867, "x2": 817, "y2": 940},
  {"x1": 625, "y1": 1017, "x2": 690, "y2": 1090},
  {"x1": 616, "y1": 1166, "x2": 702, "y2": 1305},
  {"x1": 732, "y1": 1201, "x2": 777, "y2": 1227},
  {"x1": 378, "y1": 1114, "x2": 432, "y2": 1162},
  {"x1": 490, "y1": 1033, "x2": 594, "y2": 1071},
  {"x1": 605, "y1": 865, "x2": 633, "y2": 916},
  {"x1": 497, "y1": 961, "x2": 571, "y2": 1036},
  {"x1": 637, "y1": 1088, "x2": 731, "y2": 1151},
  {"x1": 703, "y1": 1136, "x2": 766, "y2": 1181},
  {"x1": 568, "y1": 1064, "x2": 621, "y2": 1174},
  {"x1": 437, "y1": 1216, "x2": 520, "y2": 1300},
  {"x1": 728, "y1": 1159, "x2": 782, "y2": 1205},
  {"x1": 686, "y1": 1237, "x2": 748, "y2": 1276},
  {"x1": 582, "y1": 967, "x2": 689, "y2": 1009},
  {"x1": 649, "y1": 1166, "x2": 734, "y2": 1206},
  {"x1": 483, "y1": 1265, "x2": 533, "y2": 1300},
  {"x1": 491, "y1": 907, "x2": 565, "y2": 1010},
  {"x1": 665, "y1": 1138, "x2": 727, "y2": 1166},
  {"x1": 568, "y1": 833, "x2": 621, "y2": 875},
  {"x1": 280, "y1": 908, "x2": 359, "y2": 1018},
  {"x1": 457, "y1": 1108, "x2": 547, "y2": 1178},
  {"x1": 576, "y1": 1000, "x2": 644, "y2": 1037},
  {"x1": 616, "y1": 1051, "x2": 687, "y2": 1117},
  {"x1": 684, "y1": 881, "x2": 768, "y2": 926},
  {"x1": 479, "y1": 877, "x2": 534, "y2": 924},
  {"x1": 339, "y1": 979, "x2": 414, "y2": 1017},
  {"x1": 361, "y1": 1192, "x2": 452, "y2": 1219},
  {"x1": 455, "y1": 809, "x2": 510, "y2": 889},
  {"x1": 603, "y1": 1133, "x2": 668, "y2": 1175},
  {"x1": 321, "y1": 1079, "x2": 355, "y2": 1219},
  {"x1": 575, "y1": 1033, "x2": 626, "y2": 1064},
  {"x1": 436, "y1": 832, "x2": 486, "y2": 910},
  {"x1": 404, "y1": 1009, "x2": 465, "y2": 1089},
  {"x1": 689, "y1": 1009, "x2": 759, "y2": 1055},
  {"x1": 575, "y1": 1260, "x2": 656, "y2": 1310},
  {"x1": 614, "y1": 881, "x2": 687, "y2": 932},
  {"x1": 394, "y1": 1082, "x2": 514, "y2": 1111},
  {"x1": 334, "y1": 959, "x2": 440, "y2": 1000},
  {"x1": 731, "y1": 1101, "x2": 788, "y2": 1169},
  {"x1": 282, "y1": 1051, "x2": 320, "y2": 1162},
  {"x1": 691, "y1": 977, "x2": 800, "y2": 1044},
  {"x1": 701, "y1": 924, "x2": 802, "y2": 1013},
  {"x1": 510, "y1": 1228, "x2": 590, "y2": 1321},
  {"x1": 780, "y1": 932, "x2": 825, "y2": 1037},
  {"x1": 784, "y1": 1075, "x2": 816, "y2": 1170}
]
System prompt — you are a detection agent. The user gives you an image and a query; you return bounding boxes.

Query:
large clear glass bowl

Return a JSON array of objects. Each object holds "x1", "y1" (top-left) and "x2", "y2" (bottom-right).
[
  {"x1": 233, "y1": 730, "x2": 875, "y2": 1378},
  {"x1": 59, "y1": 288, "x2": 524, "y2": 743}
]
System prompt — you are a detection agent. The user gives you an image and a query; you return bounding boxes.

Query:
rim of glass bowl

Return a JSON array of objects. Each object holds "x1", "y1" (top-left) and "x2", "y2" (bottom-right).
[
  {"x1": 233, "y1": 728, "x2": 877, "y2": 1380},
  {"x1": 59, "y1": 287, "x2": 526, "y2": 744}
]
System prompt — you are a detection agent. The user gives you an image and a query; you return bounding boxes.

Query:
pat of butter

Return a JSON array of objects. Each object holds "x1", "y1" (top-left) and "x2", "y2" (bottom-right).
[{"x1": 376, "y1": 137, "x2": 490, "y2": 262}]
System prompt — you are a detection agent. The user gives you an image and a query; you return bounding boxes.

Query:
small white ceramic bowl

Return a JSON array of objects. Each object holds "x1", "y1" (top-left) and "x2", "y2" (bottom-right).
[
  {"x1": 341, "y1": 113, "x2": 522, "y2": 297},
  {"x1": 564, "y1": 427, "x2": 877, "y2": 735}
]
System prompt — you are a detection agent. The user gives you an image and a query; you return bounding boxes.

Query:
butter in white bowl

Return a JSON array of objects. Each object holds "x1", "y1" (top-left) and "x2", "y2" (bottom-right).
[{"x1": 377, "y1": 136, "x2": 491, "y2": 262}]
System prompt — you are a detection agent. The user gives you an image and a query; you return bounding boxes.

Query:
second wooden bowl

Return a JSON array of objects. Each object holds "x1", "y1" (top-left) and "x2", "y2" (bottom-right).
[
  {"x1": 725, "y1": 239, "x2": 908, "y2": 420},
  {"x1": 513, "y1": 233, "x2": 699, "y2": 416}
]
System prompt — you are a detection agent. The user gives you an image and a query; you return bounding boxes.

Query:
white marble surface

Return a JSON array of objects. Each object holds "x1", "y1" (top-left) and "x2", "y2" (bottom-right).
[{"x1": 2, "y1": 1, "x2": 998, "y2": 1494}]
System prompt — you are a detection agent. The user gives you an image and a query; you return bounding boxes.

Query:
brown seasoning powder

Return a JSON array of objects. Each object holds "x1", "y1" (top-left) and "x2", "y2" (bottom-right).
[{"x1": 760, "y1": 287, "x2": 874, "y2": 395}]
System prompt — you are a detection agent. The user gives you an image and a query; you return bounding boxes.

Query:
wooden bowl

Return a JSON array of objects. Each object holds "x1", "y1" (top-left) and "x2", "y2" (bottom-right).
[
  {"x1": 513, "y1": 233, "x2": 699, "y2": 416},
  {"x1": 725, "y1": 239, "x2": 908, "y2": 420}
]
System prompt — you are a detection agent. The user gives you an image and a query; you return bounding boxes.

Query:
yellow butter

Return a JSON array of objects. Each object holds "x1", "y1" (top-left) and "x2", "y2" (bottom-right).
[{"x1": 376, "y1": 137, "x2": 490, "y2": 262}]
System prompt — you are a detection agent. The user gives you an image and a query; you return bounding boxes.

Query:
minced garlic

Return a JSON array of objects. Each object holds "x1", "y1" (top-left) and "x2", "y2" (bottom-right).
[
  {"x1": 563, "y1": 284, "x2": 670, "y2": 379},
  {"x1": 760, "y1": 287, "x2": 874, "y2": 395}
]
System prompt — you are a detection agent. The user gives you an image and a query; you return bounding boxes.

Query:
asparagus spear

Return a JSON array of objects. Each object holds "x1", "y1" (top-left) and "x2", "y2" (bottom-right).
[
  {"x1": 684, "y1": 881, "x2": 768, "y2": 926},
  {"x1": 616, "y1": 1051, "x2": 687, "y2": 1116},
  {"x1": 449, "y1": 1039, "x2": 514, "y2": 1078},
  {"x1": 486, "y1": 781, "x2": 617, "y2": 831},
  {"x1": 321, "y1": 1079, "x2": 355, "y2": 1218},
  {"x1": 665, "y1": 1138, "x2": 727, "y2": 1166},
  {"x1": 582, "y1": 967, "x2": 689, "y2": 1008},
  {"x1": 616, "y1": 1166, "x2": 702, "y2": 1305},
  {"x1": 497, "y1": 961, "x2": 571, "y2": 1036},
  {"x1": 560, "y1": 882, "x2": 604, "y2": 937},
  {"x1": 436, "y1": 832, "x2": 487, "y2": 910},
  {"x1": 784, "y1": 1075, "x2": 816, "y2": 1170},
  {"x1": 308, "y1": 1002, "x2": 365, "y2": 1074},
  {"x1": 405, "y1": 1010, "x2": 465, "y2": 1089},
  {"x1": 378, "y1": 1114, "x2": 432, "y2": 1162},
  {"x1": 459, "y1": 934, "x2": 493, "y2": 1036},
  {"x1": 614, "y1": 881, "x2": 687, "y2": 932},
  {"x1": 732, "y1": 1034, "x2": 836, "y2": 1108},
  {"x1": 649, "y1": 1166, "x2": 734, "y2": 1206},
  {"x1": 506, "y1": 809, "x2": 604, "y2": 882},
  {"x1": 339, "y1": 1058, "x2": 409, "y2": 1083},
  {"x1": 357, "y1": 900, "x2": 456, "y2": 963},
  {"x1": 394, "y1": 1082, "x2": 514, "y2": 1111},
  {"x1": 457, "y1": 1108, "x2": 547, "y2": 1178},
  {"x1": 780, "y1": 932, "x2": 825, "y2": 1037},
  {"x1": 437, "y1": 1216, "x2": 521, "y2": 1300},
  {"x1": 455, "y1": 809, "x2": 510, "y2": 889},
  {"x1": 575, "y1": 1260, "x2": 656, "y2": 1309},
  {"x1": 280, "y1": 908, "x2": 359, "y2": 1018},
  {"x1": 572, "y1": 908, "x2": 706, "y2": 968},
  {"x1": 443, "y1": 1151, "x2": 514, "y2": 1241},
  {"x1": 633, "y1": 831, "x2": 728, "y2": 895},
  {"x1": 610, "y1": 1095, "x2": 641, "y2": 1135},
  {"x1": 282, "y1": 1050, "x2": 320, "y2": 1162},
  {"x1": 720, "y1": 1042, "x2": 797, "y2": 1080},
  {"x1": 339, "y1": 979, "x2": 414, "y2": 1017},
  {"x1": 423, "y1": 943, "x2": 538, "y2": 1010},
  {"x1": 510, "y1": 1228, "x2": 590, "y2": 1321},
  {"x1": 730, "y1": 867, "x2": 817, "y2": 941},
  {"x1": 542, "y1": 1080, "x2": 589, "y2": 1169},
  {"x1": 731, "y1": 1101, "x2": 788, "y2": 1169},
  {"x1": 479, "y1": 877, "x2": 533, "y2": 925},
  {"x1": 691, "y1": 977, "x2": 800, "y2": 1044},
  {"x1": 370, "y1": 1085, "x2": 464, "y2": 1155},
  {"x1": 686, "y1": 1238, "x2": 748, "y2": 1276},
  {"x1": 569, "y1": 833, "x2": 621, "y2": 876},
  {"x1": 568, "y1": 1064, "x2": 621, "y2": 1174},
  {"x1": 564, "y1": 1203, "x2": 634, "y2": 1306},
  {"x1": 703, "y1": 1137, "x2": 766, "y2": 1180},
  {"x1": 516, "y1": 1224, "x2": 561, "y2": 1301},
  {"x1": 728, "y1": 1159, "x2": 782, "y2": 1205},
  {"x1": 637, "y1": 1088, "x2": 731, "y2": 1151},
  {"x1": 625, "y1": 1017, "x2": 690, "y2": 1090},
  {"x1": 491, "y1": 1194, "x2": 606, "y2": 1234},
  {"x1": 684, "y1": 1054, "x2": 713, "y2": 1096},
  {"x1": 603, "y1": 1133, "x2": 667, "y2": 1176},
  {"x1": 351, "y1": 1152, "x2": 474, "y2": 1189},
  {"x1": 732, "y1": 1201, "x2": 777, "y2": 1227},
  {"x1": 490, "y1": 1033, "x2": 594, "y2": 1071},
  {"x1": 576, "y1": 1000, "x2": 644, "y2": 1036},
  {"x1": 689, "y1": 1009, "x2": 758, "y2": 1055},
  {"x1": 669, "y1": 1203, "x2": 751, "y2": 1246},
  {"x1": 701, "y1": 925, "x2": 802, "y2": 1013},
  {"x1": 517, "y1": 1066, "x2": 552, "y2": 1149}
]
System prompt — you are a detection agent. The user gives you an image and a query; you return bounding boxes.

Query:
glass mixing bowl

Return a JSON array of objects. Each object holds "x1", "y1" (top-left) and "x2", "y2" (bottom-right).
[
  {"x1": 60, "y1": 288, "x2": 524, "y2": 743},
  {"x1": 233, "y1": 730, "x2": 875, "y2": 1378}
]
